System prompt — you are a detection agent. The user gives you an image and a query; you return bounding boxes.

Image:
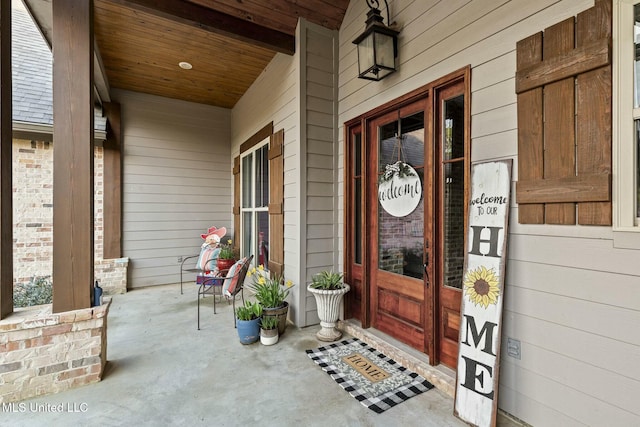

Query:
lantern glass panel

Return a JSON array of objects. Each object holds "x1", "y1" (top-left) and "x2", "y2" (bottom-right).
[
  {"x1": 357, "y1": 33, "x2": 375, "y2": 75},
  {"x1": 374, "y1": 32, "x2": 395, "y2": 69}
]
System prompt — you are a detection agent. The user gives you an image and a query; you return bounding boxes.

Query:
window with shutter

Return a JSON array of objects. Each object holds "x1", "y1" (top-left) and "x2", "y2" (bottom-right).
[
  {"x1": 234, "y1": 122, "x2": 284, "y2": 276},
  {"x1": 515, "y1": 0, "x2": 612, "y2": 226},
  {"x1": 613, "y1": 0, "x2": 640, "y2": 231},
  {"x1": 240, "y1": 141, "x2": 269, "y2": 265}
]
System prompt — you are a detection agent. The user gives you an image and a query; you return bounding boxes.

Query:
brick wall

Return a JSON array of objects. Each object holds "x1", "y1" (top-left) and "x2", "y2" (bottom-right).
[
  {"x1": 12, "y1": 140, "x2": 53, "y2": 284},
  {"x1": 12, "y1": 138, "x2": 127, "y2": 294},
  {"x1": 0, "y1": 299, "x2": 110, "y2": 403}
]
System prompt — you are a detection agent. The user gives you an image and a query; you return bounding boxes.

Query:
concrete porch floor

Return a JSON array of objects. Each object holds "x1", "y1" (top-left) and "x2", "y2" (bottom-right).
[{"x1": 4, "y1": 283, "x2": 522, "y2": 426}]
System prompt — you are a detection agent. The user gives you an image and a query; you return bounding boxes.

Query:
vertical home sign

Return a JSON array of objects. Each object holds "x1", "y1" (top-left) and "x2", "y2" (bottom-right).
[{"x1": 454, "y1": 160, "x2": 512, "y2": 427}]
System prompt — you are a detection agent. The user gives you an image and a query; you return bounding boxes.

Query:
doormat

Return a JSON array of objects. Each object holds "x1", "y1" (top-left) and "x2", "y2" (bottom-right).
[{"x1": 306, "y1": 338, "x2": 434, "y2": 413}]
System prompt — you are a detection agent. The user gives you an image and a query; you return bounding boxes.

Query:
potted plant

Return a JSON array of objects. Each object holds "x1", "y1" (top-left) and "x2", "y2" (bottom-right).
[
  {"x1": 235, "y1": 301, "x2": 262, "y2": 345},
  {"x1": 259, "y1": 316, "x2": 279, "y2": 346},
  {"x1": 307, "y1": 271, "x2": 350, "y2": 342},
  {"x1": 247, "y1": 265, "x2": 295, "y2": 335},
  {"x1": 217, "y1": 238, "x2": 237, "y2": 271}
]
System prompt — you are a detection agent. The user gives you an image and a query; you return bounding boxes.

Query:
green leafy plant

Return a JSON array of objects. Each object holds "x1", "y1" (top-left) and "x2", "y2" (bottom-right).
[
  {"x1": 247, "y1": 265, "x2": 295, "y2": 308},
  {"x1": 235, "y1": 301, "x2": 263, "y2": 321},
  {"x1": 379, "y1": 160, "x2": 416, "y2": 184},
  {"x1": 260, "y1": 316, "x2": 278, "y2": 330},
  {"x1": 13, "y1": 276, "x2": 53, "y2": 308},
  {"x1": 218, "y1": 239, "x2": 237, "y2": 260},
  {"x1": 309, "y1": 271, "x2": 344, "y2": 290}
]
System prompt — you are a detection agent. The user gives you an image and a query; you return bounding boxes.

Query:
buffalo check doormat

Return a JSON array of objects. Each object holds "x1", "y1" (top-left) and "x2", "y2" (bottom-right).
[{"x1": 306, "y1": 338, "x2": 434, "y2": 413}]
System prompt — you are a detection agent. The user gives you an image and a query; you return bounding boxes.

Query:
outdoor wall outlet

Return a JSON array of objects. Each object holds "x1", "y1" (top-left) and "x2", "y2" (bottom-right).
[{"x1": 507, "y1": 337, "x2": 521, "y2": 360}]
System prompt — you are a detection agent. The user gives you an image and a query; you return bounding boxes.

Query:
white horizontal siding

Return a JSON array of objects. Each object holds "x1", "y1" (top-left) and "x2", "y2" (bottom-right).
[
  {"x1": 338, "y1": 0, "x2": 639, "y2": 425},
  {"x1": 116, "y1": 89, "x2": 232, "y2": 288}
]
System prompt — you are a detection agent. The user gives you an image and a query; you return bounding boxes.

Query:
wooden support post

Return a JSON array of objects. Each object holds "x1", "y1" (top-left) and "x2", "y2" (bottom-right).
[
  {"x1": 52, "y1": 0, "x2": 95, "y2": 312},
  {"x1": 0, "y1": 4, "x2": 12, "y2": 320},
  {"x1": 102, "y1": 102, "x2": 122, "y2": 259}
]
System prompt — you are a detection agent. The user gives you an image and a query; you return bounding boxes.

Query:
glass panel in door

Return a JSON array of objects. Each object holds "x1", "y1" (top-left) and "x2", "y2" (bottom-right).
[{"x1": 371, "y1": 103, "x2": 429, "y2": 352}]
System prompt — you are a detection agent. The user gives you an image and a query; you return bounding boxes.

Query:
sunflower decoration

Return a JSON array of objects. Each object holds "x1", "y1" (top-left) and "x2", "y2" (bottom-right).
[{"x1": 463, "y1": 266, "x2": 500, "y2": 309}]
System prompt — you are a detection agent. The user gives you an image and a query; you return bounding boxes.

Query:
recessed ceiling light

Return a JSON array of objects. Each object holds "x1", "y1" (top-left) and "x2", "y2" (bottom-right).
[{"x1": 178, "y1": 61, "x2": 192, "y2": 70}]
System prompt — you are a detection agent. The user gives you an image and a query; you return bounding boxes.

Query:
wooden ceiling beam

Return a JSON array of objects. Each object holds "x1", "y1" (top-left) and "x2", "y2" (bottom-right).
[{"x1": 105, "y1": 0, "x2": 295, "y2": 55}]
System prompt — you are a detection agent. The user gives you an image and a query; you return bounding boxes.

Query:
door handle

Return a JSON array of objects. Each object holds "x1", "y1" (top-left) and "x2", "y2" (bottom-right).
[
  {"x1": 424, "y1": 239, "x2": 429, "y2": 267},
  {"x1": 424, "y1": 239, "x2": 429, "y2": 285}
]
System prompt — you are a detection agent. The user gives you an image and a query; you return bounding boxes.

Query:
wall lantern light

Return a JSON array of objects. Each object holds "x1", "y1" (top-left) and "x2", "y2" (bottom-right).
[{"x1": 352, "y1": 0, "x2": 399, "y2": 81}]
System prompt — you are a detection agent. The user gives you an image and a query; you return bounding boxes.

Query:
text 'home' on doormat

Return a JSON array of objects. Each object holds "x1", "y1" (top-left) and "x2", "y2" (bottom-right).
[{"x1": 306, "y1": 338, "x2": 434, "y2": 413}]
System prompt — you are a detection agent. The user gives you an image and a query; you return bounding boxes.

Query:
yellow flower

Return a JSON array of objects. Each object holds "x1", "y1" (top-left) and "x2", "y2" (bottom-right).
[
  {"x1": 463, "y1": 266, "x2": 500, "y2": 309},
  {"x1": 258, "y1": 276, "x2": 266, "y2": 285},
  {"x1": 227, "y1": 239, "x2": 232, "y2": 245},
  {"x1": 285, "y1": 280, "x2": 293, "y2": 288},
  {"x1": 258, "y1": 264, "x2": 264, "y2": 271}
]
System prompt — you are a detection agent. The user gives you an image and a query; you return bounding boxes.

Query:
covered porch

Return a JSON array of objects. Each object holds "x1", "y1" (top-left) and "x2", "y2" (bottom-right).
[{"x1": 2, "y1": 284, "x2": 519, "y2": 426}]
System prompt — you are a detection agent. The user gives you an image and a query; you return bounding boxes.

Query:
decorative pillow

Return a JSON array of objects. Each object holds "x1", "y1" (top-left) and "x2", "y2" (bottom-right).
[
  {"x1": 195, "y1": 245, "x2": 220, "y2": 272},
  {"x1": 222, "y1": 258, "x2": 246, "y2": 297},
  {"x1": 196, "y1": 271, "x2": 224, "y2": 286}
]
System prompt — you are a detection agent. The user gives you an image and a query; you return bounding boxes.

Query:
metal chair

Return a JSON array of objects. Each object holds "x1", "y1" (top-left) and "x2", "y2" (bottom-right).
[
  {"x1": 180, "y1": 246, "x2": 220, "y2": 295},
  {"x1": 197, "y1": 255, "x2": 253, "y2": 330},
  {"x1": 180, "y1": 226, "x2": 227, "y2": 294}
]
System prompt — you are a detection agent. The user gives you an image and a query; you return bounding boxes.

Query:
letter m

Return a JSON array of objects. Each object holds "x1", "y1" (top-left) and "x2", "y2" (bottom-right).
[{"x1": 462, "y1": 314, "x2": 497, "y2": 356}]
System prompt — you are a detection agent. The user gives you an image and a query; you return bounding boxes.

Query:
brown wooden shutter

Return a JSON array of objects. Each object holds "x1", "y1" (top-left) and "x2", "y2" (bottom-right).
[
  {"x1": 268, "y1": 129, "x2": 284, "y2": 276},
  {"x1": 233, "y1": 155, "x2": 240, "y2": 251},
  {"x1": 515, "y1": 0, "x2": 611, "y2": 225}
]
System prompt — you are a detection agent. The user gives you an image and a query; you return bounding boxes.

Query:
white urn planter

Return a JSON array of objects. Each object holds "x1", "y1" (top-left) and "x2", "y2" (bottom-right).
[{"x1": 307, "y1": 284, "x2": 350, "y2": 342}]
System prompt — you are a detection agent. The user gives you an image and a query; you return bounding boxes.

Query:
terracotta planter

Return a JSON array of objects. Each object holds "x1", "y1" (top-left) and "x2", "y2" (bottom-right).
[
  {"x1": 217, "y1": 258, "x2": 236, "y2": 272},
  {"x1": 307, "y1": 284, "x2": 350, "y2": 342},
  {"x1": 261, "y1": 302, "x2": 289, "y2": 335}
]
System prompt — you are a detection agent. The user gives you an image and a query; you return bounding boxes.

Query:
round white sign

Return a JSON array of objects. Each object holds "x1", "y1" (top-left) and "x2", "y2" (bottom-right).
[{"x1": 378, "y1": 163, "x2": 422, "y2": 217}]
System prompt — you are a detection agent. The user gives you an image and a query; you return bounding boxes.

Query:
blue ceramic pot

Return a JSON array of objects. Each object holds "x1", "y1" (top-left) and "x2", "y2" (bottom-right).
[{"x1": 236, "y1": 317, "x2": 260, "y2": 344}]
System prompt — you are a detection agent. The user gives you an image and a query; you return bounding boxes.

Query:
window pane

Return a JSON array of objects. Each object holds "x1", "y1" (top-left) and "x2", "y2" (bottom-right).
[
  {"x1": 443, "y1": 95, "x2": 465, "y2": 160},
  {"x1": 353, "y1": 131, "x2": 363, "y2": 264},
  {"x1": 377, "y1": 117, "x2": 424, "y2": 279},
  {"x1": 635, "y1": 5, "x2": 640, "y2": 108},
  {"x1": 354, "y1": 177, "x2": 362, "y2": 264},
  {"x1": 401, "y1": 112, "x2": 425, "y2": 167},
  {"x1": 378, "y1": 121, "x2": 399, "y2": 168},
  {"x1": 354, "y1": 133, "x2": 362, "y2": 176},
  {"x1": 242, "y1": 155, "x2": 253, "y2": 208},
  {"x1": 443, "y1": 161, "x2": 465, "y2": 289},
  {"x1": 378, "y1": 173, "x2": 424, "y2": 279},
  {"x1": 242, "y1": 212, "x2": 252, "y2": 259},
  {"x1": 636, "y1": 120, "x2": 640, "y2": 217},
  {"x1": 257, "y1": 211, "x2": 269, "y2": 268},
  {"x1": 255, "y1": 145, "x2": 269, "y2": 208}
]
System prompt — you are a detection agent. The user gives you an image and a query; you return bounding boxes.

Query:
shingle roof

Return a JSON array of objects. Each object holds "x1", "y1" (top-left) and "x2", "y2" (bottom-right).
[
  {"x1": 12, "y1": 4, "x2": 52, "y2": 126},
  {"x1": 11, "y1": 4, "x2": 106, "y2": 132}
]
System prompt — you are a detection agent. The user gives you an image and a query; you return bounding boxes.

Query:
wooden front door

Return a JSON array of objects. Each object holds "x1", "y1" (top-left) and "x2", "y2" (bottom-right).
[
  {"x1": 368, "y1": 99, "x2": 430, "y2": 351},
  {"x1": 345, "y1": 68, "x2": 470, "y2": 368}
]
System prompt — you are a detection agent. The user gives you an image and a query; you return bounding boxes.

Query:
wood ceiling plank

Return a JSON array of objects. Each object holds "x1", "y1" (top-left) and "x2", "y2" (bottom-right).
[
  {"x1": 94, "y1": 0, "x2": 275, "y2": 107},
  {"x1": 102, "y1": 0, "x2": 295, "y2": 54},
  {"x1": 91, "y1": 0, "x2": 348, "y2": 107},
  {"x1": 191, "y1": 0, "x2": 347, "y2": 32}
]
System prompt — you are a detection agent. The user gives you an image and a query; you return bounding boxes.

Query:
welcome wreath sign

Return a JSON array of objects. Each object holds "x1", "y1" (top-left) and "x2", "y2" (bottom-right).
[
  {"x1": 378, "y1": 161, "x2": 422, "y2": 217},
  {"x1": 454, "y1": 160, "x2": 512, "y2": 427}
]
